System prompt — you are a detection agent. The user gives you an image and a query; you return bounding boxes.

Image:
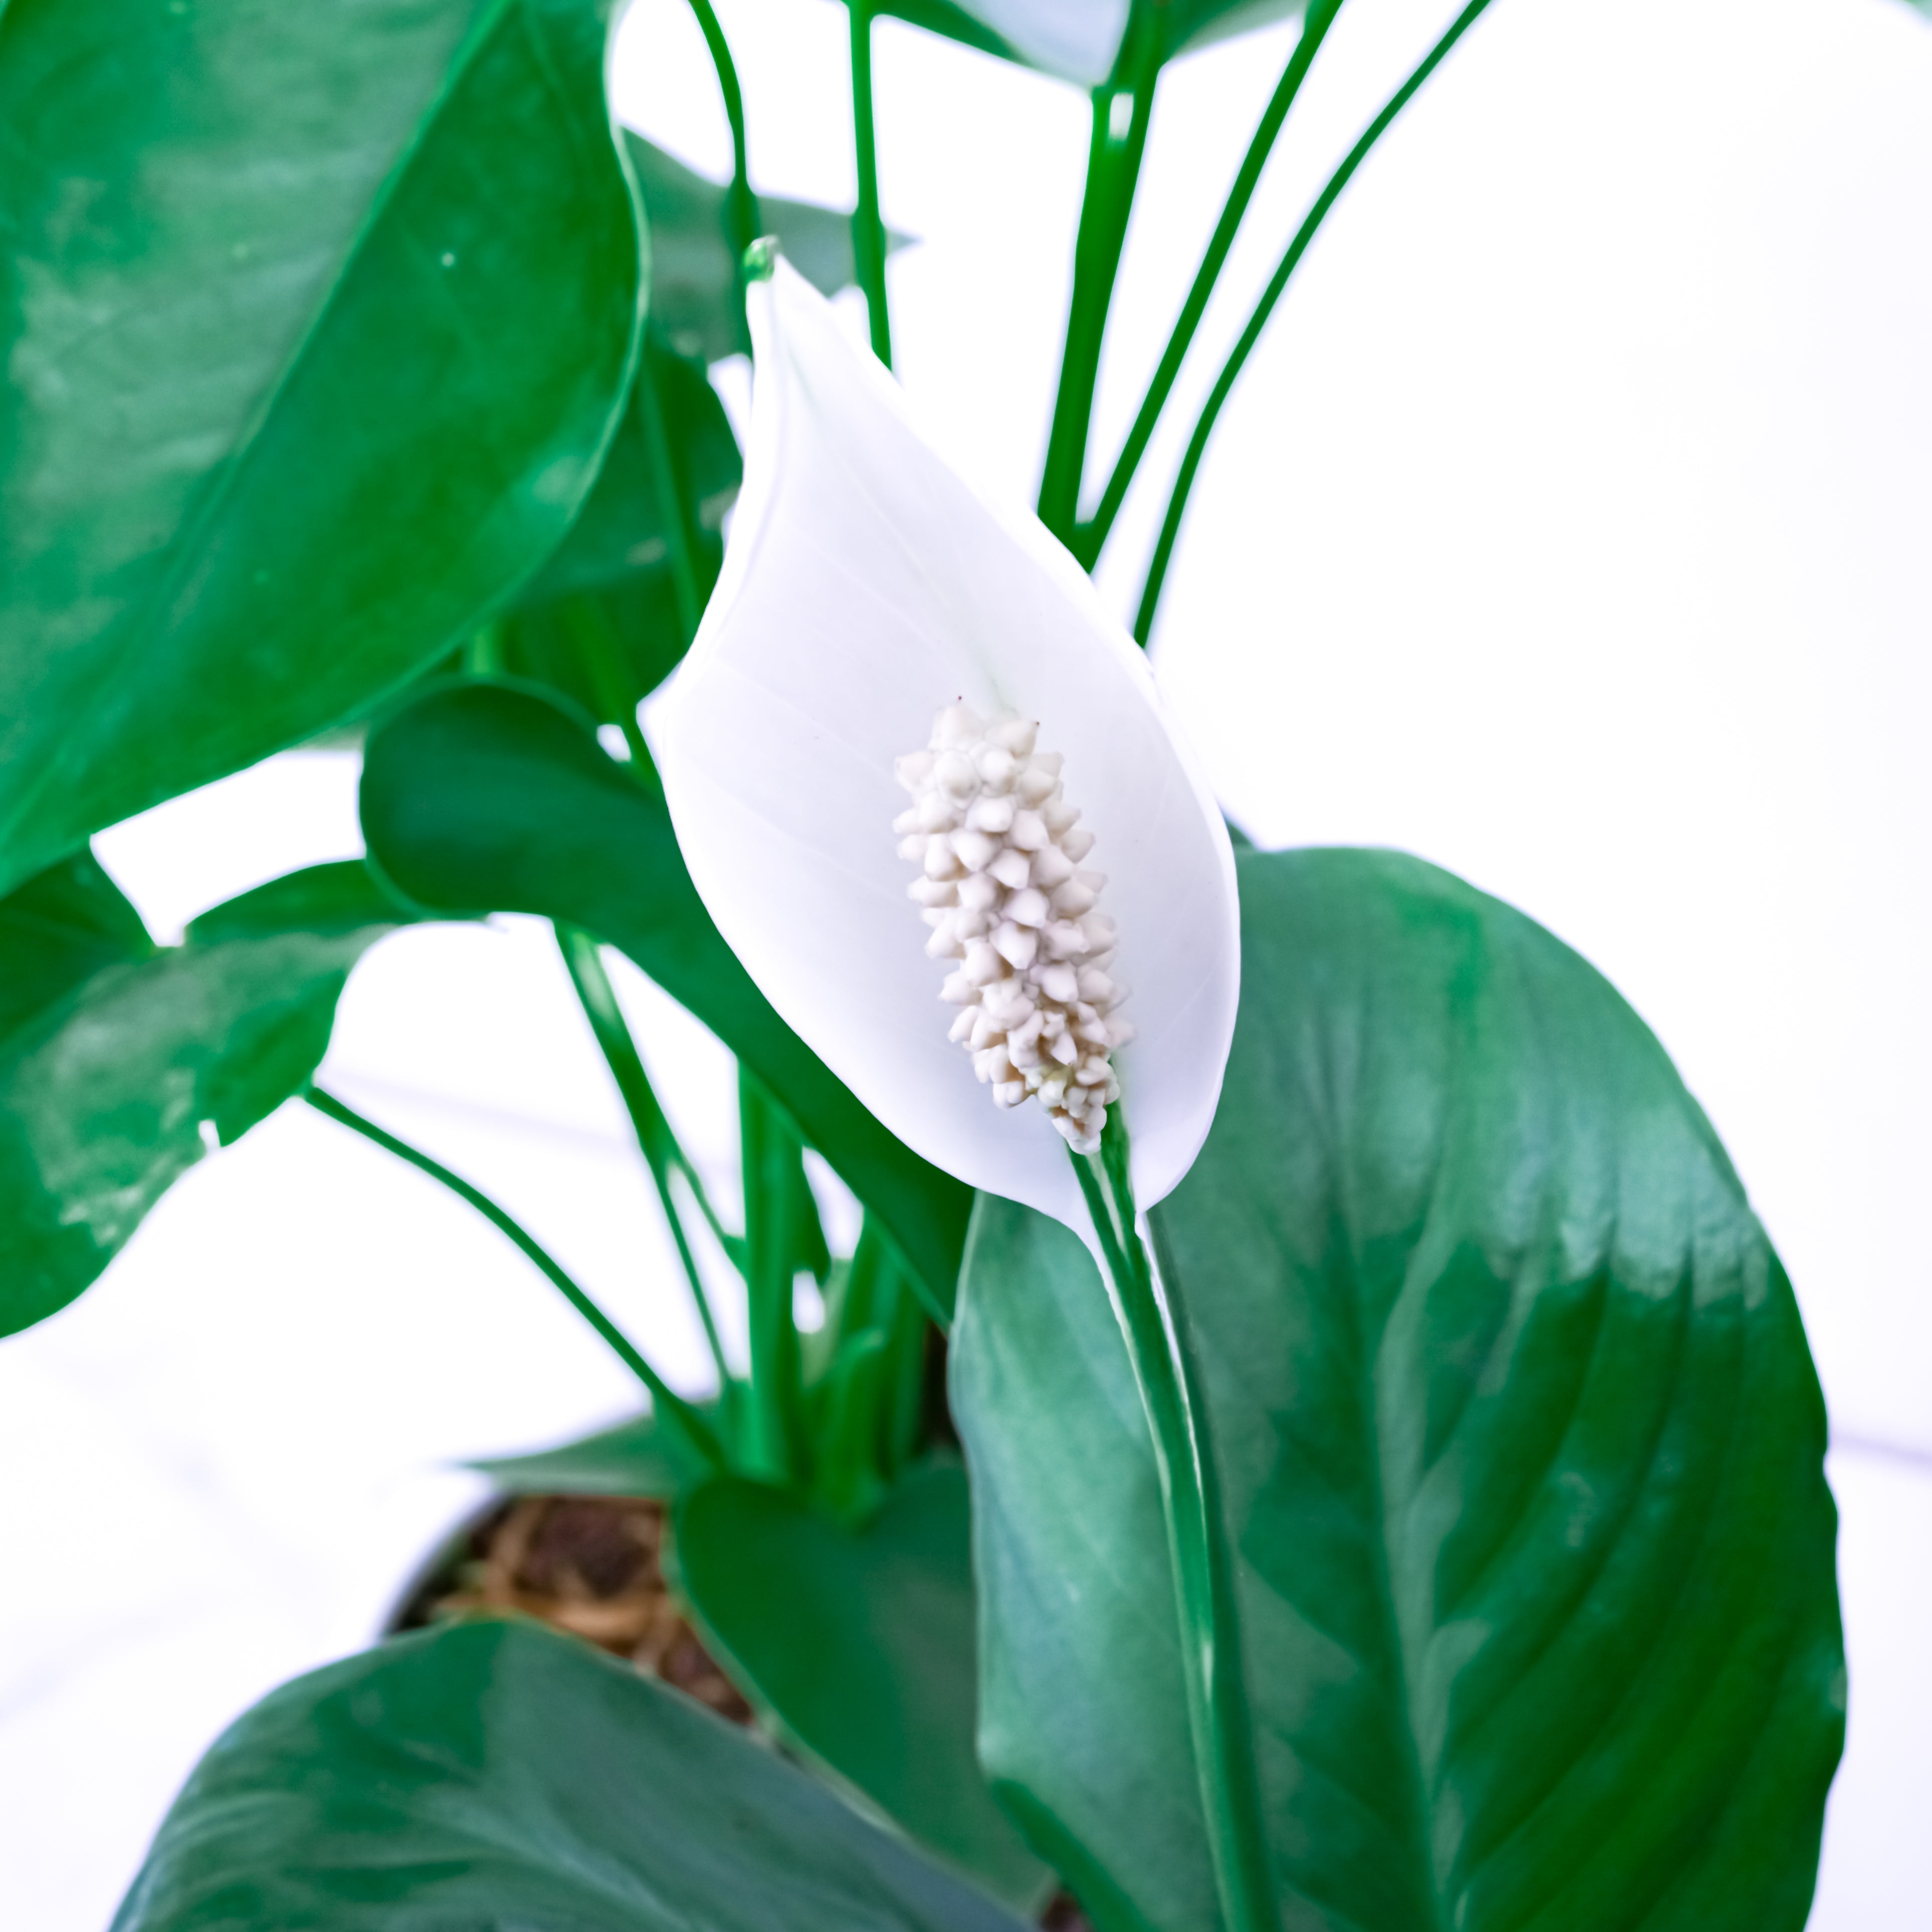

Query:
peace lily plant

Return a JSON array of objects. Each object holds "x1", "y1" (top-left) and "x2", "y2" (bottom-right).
[{"x1": 0, "y1": 0, "x2": 1878, "y2": 1927}]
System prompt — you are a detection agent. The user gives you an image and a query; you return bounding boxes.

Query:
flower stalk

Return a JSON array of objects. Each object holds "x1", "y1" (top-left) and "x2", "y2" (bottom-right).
[{"x1": 1074, "y1": 1111, "x2": 1274, "y2": 1932}]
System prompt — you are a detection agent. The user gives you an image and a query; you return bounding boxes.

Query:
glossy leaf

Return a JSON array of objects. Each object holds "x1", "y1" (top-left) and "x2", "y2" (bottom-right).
[
  {"x1": 0, "y1": 861, "x2": 416, "y2": 1338},
  {"x1": 952, "y1": 846, "x2": 1844, "y2": 1932},
  {"x1": 674, "y1": 1463, "x2": 1050, "y2": 1911},
  {"x1": 113, "y1": 1618, "x2": 1032, "y2": 1931},
  {"x1": 472, "y1": 1408, "x2": 719, "y2": 1497},
  {"x1": 0, "y1": 0, "x2": 642, "y2": 899},
  {"x1": 874, "y1": 0, "x2": 1308, "y2": 89},
  {"x1": 360, "y1": 679, "x2": 973, "y2": 1317},
  {"x1": 626, "y1": 134, "x2": 904, "y2": 366}
]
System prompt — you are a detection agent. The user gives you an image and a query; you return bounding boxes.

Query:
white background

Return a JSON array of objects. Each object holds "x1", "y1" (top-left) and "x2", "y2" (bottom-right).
[{"x1": 1, "y1": 0, "x2": 1926, "y2": 1922}]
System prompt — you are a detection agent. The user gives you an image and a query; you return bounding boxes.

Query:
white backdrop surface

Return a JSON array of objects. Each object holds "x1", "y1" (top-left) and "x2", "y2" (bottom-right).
[{"x1": 0, "y1": 0, "x2": 1925, "y2": 1923}]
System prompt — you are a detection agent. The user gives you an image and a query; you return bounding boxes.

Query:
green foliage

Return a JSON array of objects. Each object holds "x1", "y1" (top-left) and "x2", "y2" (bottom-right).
[
  {"x1": 359, "y1": 678, "x2": 974, "y2": 1318},
  {"x1": 0, "y1": 0, "x2": 643, "y2": 900},
  {"x1": 952, "y1": 847, "x2": 1844, "y2": 1932},
  {"x1": 674, "y1": 1462, "x2": 1052, "y2": 1911},
  {"x1": 111, "y1": 1618, "x2": 1032, "y2": 1932},
  {"x1": 0, "y1": 860, "x2": 418, "y2": 1338}
]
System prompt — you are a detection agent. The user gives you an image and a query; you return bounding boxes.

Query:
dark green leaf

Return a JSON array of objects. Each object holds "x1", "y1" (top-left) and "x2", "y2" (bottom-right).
[
  {"x1": 0, "y1": 861, "x2": 415, "y2": 1338},
  {"x1": 472, "y1": 1408, "x2": 722, "y2": 1497},
  {"x1": 513, "y1": 337, "x2": 739, "y2": 613},
  {"x1": 626, "y1": 134, "x2": 903, "y2": 366},
  {"x1": 0, "y1": 849, "x2": 153, "y2": 1045},
  {"x1": 0, "y1": 0, "x2": 642, "y2": 898},
  {"x1": 113, "y1": 1617, "x2": 1032, "y2": 1931},
  {"x1": 360, "y1": 680, "x2": 972, "y2": 1319},
  {"x1": 675, "y1": 1463, "x2": 1051, "y2": 1911},
  {"x1": 953, "y1": 847, "x2": 1844, "y2": 1932}
]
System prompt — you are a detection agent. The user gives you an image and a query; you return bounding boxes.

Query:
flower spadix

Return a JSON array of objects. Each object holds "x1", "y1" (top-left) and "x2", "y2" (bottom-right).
[{"x1": 652, "y1": 259, "x2": 1238, "y2": 1231}]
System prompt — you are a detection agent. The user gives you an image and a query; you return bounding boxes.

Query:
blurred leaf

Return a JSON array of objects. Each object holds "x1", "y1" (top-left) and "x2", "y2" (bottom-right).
[
  {"x1": 872, "y1": 0, "x2": 1307, "y2": 89},
  {"x1": 0, "y1": 861, "x2": 416, "y2": 1338},
  {"x1": 112, "y1": 1618, "x2": 1032, "y2": 1931},
  {"x1": 0, "y1": 0, "x2": 643, "y2": 899},
  {"x1": 952, "y1": 847, "x2": 1844, "y2": 1932},
  {"x1": 626, "y1": 134, "x2": 906, "y2": 365},
  {"x1": 675, "y1": 1463, "x2": 1051, "y2": 1912},
  {"x1": 472, "y1": 1408, "x2": 722, "y2": 1497},
  {"x1": 514, "y1": 337, "x2": 740, "y2": 612},
  {"x1": 360, "y1": 680, "x2": 974, "y2": 1318},
  {"x1": 494, "y1": 335, "x2": 737, "y2": 727}
]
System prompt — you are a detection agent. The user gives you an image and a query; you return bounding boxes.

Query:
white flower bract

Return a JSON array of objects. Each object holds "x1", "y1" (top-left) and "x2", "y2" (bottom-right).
[
  {"x1": 652, "y1": 258, "x2": 1240, "y2": 1232},
  {"x1": 898, "y1": 703, "x2": 1130, "y2": 1155}
]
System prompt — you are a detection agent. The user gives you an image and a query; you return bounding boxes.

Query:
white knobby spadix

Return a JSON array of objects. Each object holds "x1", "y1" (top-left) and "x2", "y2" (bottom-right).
[
  {"x1": 899, "y1": 703, "x2": 1128, "y2": 1155},
  {"x1": 652, "y1": 257, "x2": 1239, "y2": 1232}
]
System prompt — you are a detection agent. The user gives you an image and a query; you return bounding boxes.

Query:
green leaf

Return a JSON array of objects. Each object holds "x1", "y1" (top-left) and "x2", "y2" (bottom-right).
[
  {"x1": 674, "y1": 1463, "x2": 1051, "y2": 1912},
  {"x1": 0, "y1": 848, "x2": 153, "y2": 1045},
  {"x1": 626, "y1": 134, "x2": 903, "y2": 366},
  {"x1": 0, "y1": 861, "x2": 416, "y2": 1338},
  {"x1": 871, "y1": 1, "x2": 1307, "y2": 89},
  {"x1": 472, "y1": 1408, "x2": 722, "y2": 1497},
  {"x1": 513, "y1": 337, "x2": 740, "y2": 615},
  {"x1": 359, "y1": 679, "x2": 974, "y2": 1318},
  {"x1": 0, "y1": 0, "x2": 643, "y2": 899},
  {"x1": 952, "y1": 846, "x2": 1844, "y2": 1932},
  {"x1": 113, "y1": 1617, "x2": 1033, "y2": 1931}
]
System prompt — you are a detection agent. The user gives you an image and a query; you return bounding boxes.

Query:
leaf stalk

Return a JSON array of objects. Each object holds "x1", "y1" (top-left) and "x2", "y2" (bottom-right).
[
  {"x1": 304, "y1": 1084, "x2": 725, "y2": 1473},
  {"x1": 1135, "y1": 0, "x2": 1497, "y2": 646},
  {"x1": 846, "y1": 0, "x2": 894, "y2": 367}
]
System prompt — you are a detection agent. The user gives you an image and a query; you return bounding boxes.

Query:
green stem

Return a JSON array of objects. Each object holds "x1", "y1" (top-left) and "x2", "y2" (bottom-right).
[
  {"x1": 739, "y1": 1069, "x2": 812, "y2": 1484},
  {"x1": 464, "y1": 620, "x2": 507, "y2": 678},
  {"x1": 685, "y1": 0, "x2": 762, "y2": 339},
  {"x1": 555, "y1": 926, "x2": 737, "y2": 1409},
  {"x1": 304, "y1": 1084, "x2": 725, "y2": 1473},
  {"x1": 1036, "y1": 17, "x2": 1163, "y2": 545},
  {"x1": 634, "y1": 342, "x2": 706, "y2": 647},
  {"x1": 847, "y1": 0, "x2": 893, "y2": 367},
  {"x1": 559, "y1": 595, "x2": 655, "y2": 775},
  {"x1": 1078, "y1": 0, "x2": 1347, "y2": 568},
  {"x1": 1071, "y1": 1115, "x2": 1274, "y2": 1932},
  {"x1": 1135, "y1": 0, "x2": 1496, "y2": 646}
]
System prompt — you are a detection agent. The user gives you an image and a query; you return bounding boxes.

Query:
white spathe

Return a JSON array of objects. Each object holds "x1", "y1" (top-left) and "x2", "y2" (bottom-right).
[{"x1": 652, "y1": 260, "x2": 1239, "y2": 1231}]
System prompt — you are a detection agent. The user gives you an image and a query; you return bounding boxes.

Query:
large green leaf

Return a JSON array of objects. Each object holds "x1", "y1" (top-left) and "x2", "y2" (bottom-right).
[
  {"x1": 0, "y1": 860, "x2": 416, "y2": 1338},
  {"x1": 0, "y1": 0, "x2": 643, "y2": 899},
  {"x1": 874, "y1": 0, "x2": 1307, "y2": 89},
  {"x1": 113, "y1": 1617, "x2": 1031, "y2": 1930},
  {"x1": 359, "y1": 679, "x2": 974, "y2": 1317},
  {"x1": 952, "y1": 847, "x2": 1843, "y2": 1932},
  {"x1": 674, "y1": 1463, "x2": 1051, "y2": 1911}
]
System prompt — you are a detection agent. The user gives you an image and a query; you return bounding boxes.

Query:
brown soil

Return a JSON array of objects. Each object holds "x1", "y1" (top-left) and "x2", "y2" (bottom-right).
[
  {"x1": 396, "y1": 1490, "x2": 1091, "y2": 1929},
  {"x1": 393, "y1": 1492, "x2": 750, "y2": 1724}
]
